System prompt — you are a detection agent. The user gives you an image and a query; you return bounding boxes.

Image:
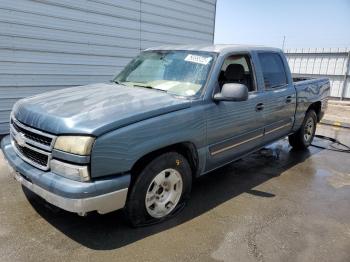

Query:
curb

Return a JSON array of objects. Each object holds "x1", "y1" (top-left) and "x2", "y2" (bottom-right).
[{"x1": 320, "y1": 119, "x2": 350, "y2": 128}]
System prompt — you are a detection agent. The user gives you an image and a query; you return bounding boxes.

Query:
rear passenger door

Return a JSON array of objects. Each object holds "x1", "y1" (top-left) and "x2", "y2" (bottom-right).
[{"x1": 257, "y1": 52, "x2": 296, "y2": 143}]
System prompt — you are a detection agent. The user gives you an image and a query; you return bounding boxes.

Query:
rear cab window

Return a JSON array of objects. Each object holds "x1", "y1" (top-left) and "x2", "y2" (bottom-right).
[{"x1": 258, "y1": 53, "x2": 288, "y2": 89}]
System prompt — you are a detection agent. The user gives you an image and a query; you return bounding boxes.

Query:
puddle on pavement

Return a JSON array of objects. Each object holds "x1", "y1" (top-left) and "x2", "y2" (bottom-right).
[{"x1": 327, "y1": 170, "x2": 350, "y2": 189}]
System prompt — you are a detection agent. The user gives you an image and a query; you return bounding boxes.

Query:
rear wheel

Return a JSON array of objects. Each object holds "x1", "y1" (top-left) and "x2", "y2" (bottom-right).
[
  {"x1": 125, "y1": 152, "x2": 192, "y2": 226},
  {"x1": 289, "y1": 110, "x2": 317, "y2": 149}
]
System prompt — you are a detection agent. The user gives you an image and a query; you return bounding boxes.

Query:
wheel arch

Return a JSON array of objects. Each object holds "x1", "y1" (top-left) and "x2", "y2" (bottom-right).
[
  {"x1": 307, "y1": 101, "x2": 322, "y2": 122},
  {"x1": 130, "y1": 142, "x2": 199, "y2": 184}
]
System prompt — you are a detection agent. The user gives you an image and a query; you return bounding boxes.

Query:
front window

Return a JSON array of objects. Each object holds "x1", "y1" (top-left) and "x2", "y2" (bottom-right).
[{"x1": 114, "y1": 50, "x2": 215, "y2": 97}]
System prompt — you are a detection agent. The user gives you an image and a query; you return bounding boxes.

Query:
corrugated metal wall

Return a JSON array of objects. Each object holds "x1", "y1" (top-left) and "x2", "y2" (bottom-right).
[
  {"x1": 285, "y1": 48, "x2": 350, "y2": 99},
  {"x1": 0, "y1": 0, "x2": 217, "y2": 134}
]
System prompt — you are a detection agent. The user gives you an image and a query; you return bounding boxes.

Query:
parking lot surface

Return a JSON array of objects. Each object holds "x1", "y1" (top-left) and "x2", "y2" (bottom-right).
[{"x1": 0, "y1": 124, "x2": 349, "y2": 262}]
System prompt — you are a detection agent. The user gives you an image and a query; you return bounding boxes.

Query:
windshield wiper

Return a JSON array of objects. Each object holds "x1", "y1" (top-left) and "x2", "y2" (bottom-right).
[
  {"x1": 113, "y1": 80, "x2": 127, "y2": 86},
  {"x1": 133, "y1": 84, "x2": 167, "y2": 92}
]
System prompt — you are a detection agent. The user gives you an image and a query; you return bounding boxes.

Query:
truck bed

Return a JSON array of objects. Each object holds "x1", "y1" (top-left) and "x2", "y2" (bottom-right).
[
  {"x1": 292, "y1": 76, "x2": 330, "y2": 131},
  {"x1": 293, "y1": 76, "x2": 315, "y2": 82}
]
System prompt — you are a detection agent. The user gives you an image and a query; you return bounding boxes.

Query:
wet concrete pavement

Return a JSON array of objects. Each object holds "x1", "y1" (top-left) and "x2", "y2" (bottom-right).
[{"x1": 0, "y1": 124, "x2": 349, "y2": 262}]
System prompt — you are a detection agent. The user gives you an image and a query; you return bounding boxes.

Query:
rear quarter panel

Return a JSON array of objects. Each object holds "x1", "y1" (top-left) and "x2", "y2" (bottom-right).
[{"x1": 293, "y1": 78, "x2": 330, "y2": 131}]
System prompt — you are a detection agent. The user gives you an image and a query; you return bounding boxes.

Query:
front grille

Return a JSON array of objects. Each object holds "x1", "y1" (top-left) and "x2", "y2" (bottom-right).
[
  {"x1": 12, "y1": 120, "x2": 52, "y2": 146},
  {"x1": 14, "y1": 140, "x2": 49, "y2": 167},
  {"x1": 10, "y1": 117, "x2": 56, "y2": 170}
]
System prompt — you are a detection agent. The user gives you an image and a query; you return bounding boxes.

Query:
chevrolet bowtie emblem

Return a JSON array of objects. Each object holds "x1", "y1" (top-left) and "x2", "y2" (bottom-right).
[{"x1": 15, "y1": 133, "x2": 26, "y2": 147}]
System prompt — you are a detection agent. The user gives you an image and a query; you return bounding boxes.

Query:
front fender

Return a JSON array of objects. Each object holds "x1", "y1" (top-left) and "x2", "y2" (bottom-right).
[{"x1": 90, "y1": 105, "x2": 207, "y2": 178}]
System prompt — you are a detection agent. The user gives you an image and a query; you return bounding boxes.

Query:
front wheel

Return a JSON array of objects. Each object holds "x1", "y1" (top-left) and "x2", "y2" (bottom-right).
[
  {"x1": 288, "y1": 110, "x2": 317, "y2": 149},
  {"x1": 125, "y1": 152, "x2": 192, "y2": 227}
]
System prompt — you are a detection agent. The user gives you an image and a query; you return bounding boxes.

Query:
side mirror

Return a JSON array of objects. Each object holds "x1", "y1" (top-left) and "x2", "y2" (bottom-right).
[{"x1": 213, "y1": 83, "x2": 249, "y2": 102}]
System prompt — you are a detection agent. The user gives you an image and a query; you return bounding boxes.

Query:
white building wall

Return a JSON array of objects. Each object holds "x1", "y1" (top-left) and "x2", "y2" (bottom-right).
[
  {"x1": 0, "y1": 0, "x2": 216, "y2": 134},
  {"x1": 285, "y1": 48, "x2": 350, "y2": 99}
]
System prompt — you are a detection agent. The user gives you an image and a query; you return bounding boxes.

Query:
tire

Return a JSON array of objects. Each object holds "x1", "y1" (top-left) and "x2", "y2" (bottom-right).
[
  {"x1": 125, "y1": 152, "x2": 192, "y2": 227},
  {"x1": 288, "y1": 110, "x2": 317, "y2": 150}
]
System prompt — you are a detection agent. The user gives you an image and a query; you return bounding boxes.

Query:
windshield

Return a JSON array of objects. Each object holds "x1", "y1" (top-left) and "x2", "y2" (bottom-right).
[{"x1": 114, "y1": 50, "x2": 215, "y2": 97}]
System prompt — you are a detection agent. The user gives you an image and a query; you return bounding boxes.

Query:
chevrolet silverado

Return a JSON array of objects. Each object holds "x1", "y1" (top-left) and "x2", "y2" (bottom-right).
[{"x1": 1, "y1": 45, "x2": 330, "y2": 226}]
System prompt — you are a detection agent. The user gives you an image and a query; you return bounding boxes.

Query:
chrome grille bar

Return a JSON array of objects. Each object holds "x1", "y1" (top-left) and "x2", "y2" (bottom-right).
[
  {"x1": 11, "y1": 139, "x2": 52, "y2": 171},
  {"x1": 11, "y1": 118, "x2": 56, "y2": 151},
  {"x1": 10, "y1": 117, "x2": 57, "y2": 171}
]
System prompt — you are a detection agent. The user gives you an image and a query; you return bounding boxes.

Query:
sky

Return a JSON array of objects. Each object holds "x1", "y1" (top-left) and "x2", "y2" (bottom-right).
[{"x1": 214, "y1": 0, "x2": 350, "y2": 49}]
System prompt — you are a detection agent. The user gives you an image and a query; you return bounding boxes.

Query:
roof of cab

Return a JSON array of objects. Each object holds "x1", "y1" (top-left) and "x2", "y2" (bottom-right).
[{"x1": 145, "y1": 44, "x2": 283, "y2": 55}]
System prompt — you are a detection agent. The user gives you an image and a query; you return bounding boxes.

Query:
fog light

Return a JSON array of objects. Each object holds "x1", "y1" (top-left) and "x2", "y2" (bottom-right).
[{"x1": 50, "y1": 159, "x2": 90, "y2": 182}]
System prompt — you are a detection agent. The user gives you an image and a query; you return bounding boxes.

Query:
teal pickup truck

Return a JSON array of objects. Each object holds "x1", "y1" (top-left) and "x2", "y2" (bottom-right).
[{"x1": 1, "y1": 45, "x2": 329, "y2": 226}]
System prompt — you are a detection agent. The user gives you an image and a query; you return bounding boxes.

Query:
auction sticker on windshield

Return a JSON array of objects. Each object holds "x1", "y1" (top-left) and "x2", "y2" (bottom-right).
[{"x1": 185, "y1": 54, "x2": 212, "y2": 65}]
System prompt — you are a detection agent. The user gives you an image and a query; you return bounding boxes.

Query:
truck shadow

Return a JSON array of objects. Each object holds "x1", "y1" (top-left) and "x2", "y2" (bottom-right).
[{"x1": 23, "y1": 140, "x2": 321, "y2": 250}]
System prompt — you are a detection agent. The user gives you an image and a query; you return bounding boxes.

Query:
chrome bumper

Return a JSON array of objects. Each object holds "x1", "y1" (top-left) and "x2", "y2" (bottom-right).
[{"x1": 13, "y1": 171, "x2": 128, "y2": 215}]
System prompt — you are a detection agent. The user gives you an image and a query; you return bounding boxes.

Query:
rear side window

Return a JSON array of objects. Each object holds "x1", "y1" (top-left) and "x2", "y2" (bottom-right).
[{"x1": 258, "y1": 53, "x2": 287, "y2": 89}]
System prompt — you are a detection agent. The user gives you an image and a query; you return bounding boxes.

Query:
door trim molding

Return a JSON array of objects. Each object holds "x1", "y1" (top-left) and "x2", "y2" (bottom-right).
[
  {"x1": 264, "y1": 123, "x2": 291, "y2": 135},
  {"x1": 210, "y1": 133, "x2": 263, "y2": 156},
  {"x1": 209, "y1": 122, "x2": 292, "y2": 157}
]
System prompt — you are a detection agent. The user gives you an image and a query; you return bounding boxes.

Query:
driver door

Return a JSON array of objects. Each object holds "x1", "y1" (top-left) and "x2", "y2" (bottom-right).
[{"x1": 205, "y1": 54, "x2": 265, "y2": 171}]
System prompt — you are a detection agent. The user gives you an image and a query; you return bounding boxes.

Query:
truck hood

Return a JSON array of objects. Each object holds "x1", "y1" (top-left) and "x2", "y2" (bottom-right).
[{"x1": 13, "y1": 83, "x2": 191, "y2": 136}]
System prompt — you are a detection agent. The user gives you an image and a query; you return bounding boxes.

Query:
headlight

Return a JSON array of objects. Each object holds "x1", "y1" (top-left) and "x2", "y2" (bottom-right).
[{"x1": 54, "y1": 136, "x2": 95, "y2": 155}]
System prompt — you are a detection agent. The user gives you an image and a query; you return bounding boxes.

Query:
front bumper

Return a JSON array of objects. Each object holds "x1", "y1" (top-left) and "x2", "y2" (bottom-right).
[{"x1": 1, "y1": 135, "x2": 130, "y2": 214}]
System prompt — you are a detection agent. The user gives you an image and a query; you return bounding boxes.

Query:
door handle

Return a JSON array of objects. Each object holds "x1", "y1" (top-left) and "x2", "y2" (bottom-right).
[
  {"x1": 286, "y1": 96, "x2": 292, "y2": 103},
  {"x1": 255, "y1": 103, "x2": 264, "y2": 111}
]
